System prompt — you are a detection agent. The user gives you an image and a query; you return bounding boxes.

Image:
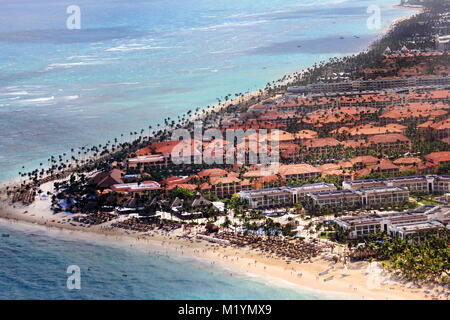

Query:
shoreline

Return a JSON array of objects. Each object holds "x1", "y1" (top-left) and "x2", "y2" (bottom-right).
[
  {"x1": 0, "y1": 5, "x2": 445, "y2": 300},
  {"x1": 0, "y1": 199, "x2": 441, "y2": 300},
  {"x1": 0, "y1": 3, "x2": 417, "y2": 190},
  {"x1": 0, "y1": 215, "x2": 347, "y2": 300},
  {"x1": 391, "y1": 4, "x2": 424, "y2": 13}
]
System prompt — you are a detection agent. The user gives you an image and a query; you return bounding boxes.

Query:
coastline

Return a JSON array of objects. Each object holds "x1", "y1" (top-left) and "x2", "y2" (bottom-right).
[
  {"x1": 0, "y1": 5, "x2": 444, "y2": 301},
  {"x1": 0, "y1": 3, "x2": 416, "y2": 190},
  {"x1": 0, "y1": 197, "x2": 439, "y2": 300},
  {"x1": 391, "y1": 4, "x2": 424, "y2": 13}
]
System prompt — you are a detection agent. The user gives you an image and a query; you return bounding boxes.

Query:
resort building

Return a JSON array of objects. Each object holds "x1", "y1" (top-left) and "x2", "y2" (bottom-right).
[
  {"x1": 307, "y1": 189, "x2": 362, "y2": 209},
  {"x1": 382, "y1": 205, "x2": 449, "y2": 240},
  {"x1": 342, "y1": 179, "x2": 387, "y2": 190},
  {"x1": 424, "y1": 151, "x2": 450, "y2": 168},
  {"x1": 279, "y1": 164, "x2": 322, "y2": 182},
  {"x1": 421, "y1": 119, "x2": 450, "y2": 139},
  {"x1": 197, "y1": 168, "x2": 228, "y2": 178},
  {"x1": 300, "y1": 138, "x2": 343, "y2": 161},
  {"x1": 336, "y1": 215, "x2": 383, "y2": 239},
  {"x1": 368, "y1": 134, "x2": 411, "y2": 153},
  {"x1": 386, "y1": 175, "x2": 431, "y2": 193},
  {"x1": 429, "y1": 205, "x2": 450, "y2": 226},
  {"x1": 437, "y1": 35, "x2": 450, "y2": 51},
  {"x1": 355, "y1": 186, "x2": 409, "y2": 207},
  {"x1": 355, "y1": 159, "x2": 400, "y2": 178},
  {"x1": 238, "y1": 183, "x2": 336, "y2": 209},
  {"x1": 287, "y1": 76, "x2": 450, "y2": 94},
  {"x1": 126, "y1": 154, "x2": 167, "y2": 169},
  {"x1": 307, "y1": 186, "x2": 409, "y2": 210},
  {"x1": 336, "y1": 205, "x2": 449, "y2": 239},
  {"x1": 111, "y1": 181, "x2": 161, "y2": 194},
  {"x1": 433, "y1": 175, "x2": 450, "y2": 194},
  {"x1": 238, "y1": 187, "x2": 293, "y2": 209},
  {"x1": 388, "y1": 221, "x2": 445, "y2": 240},
  {"x1": 348, "y1": 156, "x2": 379, "y2": 170},
  {"x1": 210, "y1": 176, "x2": 245, "y2": 198},
  {"x1": 87, "y1": 169, "x2": 124, "y2": 189},
  {"x1": 343, "y1": 175, "x2": 450, "y2": 194}
]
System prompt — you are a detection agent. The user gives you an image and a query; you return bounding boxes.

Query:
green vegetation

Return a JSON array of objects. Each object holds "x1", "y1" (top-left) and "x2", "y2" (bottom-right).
[
  {"x1": 413, "y1": 194, "x2": 446, "y2": 205},
  {"x1": 438, "y1": 164, "x2": 450, "y2": 175},
  {"x1": 171, "y1": 187, "x2": 196, "y2": 200},
  {"x1": 378, "y1": 229, "x2": 450, "y2": 284}
]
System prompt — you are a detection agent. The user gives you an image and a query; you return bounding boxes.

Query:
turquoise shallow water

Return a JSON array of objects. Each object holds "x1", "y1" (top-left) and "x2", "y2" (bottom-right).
[
  {"x1": 0, "y1": 0, "x2": 413, "y2": 299},
  {"x1": 0, "y1": 0, "x2": 413, "y2": 182},
  {"x1": 0, "y1": 221, "x2": 343, "y2": 299}
]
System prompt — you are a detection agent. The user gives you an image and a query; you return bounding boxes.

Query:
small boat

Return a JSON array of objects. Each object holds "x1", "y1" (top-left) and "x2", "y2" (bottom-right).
[
  {"x1": 339, "y1": 36, "x2": 344, "y2": 40},
  {"x1": 2, "y1": 234, "x2": 10, "y2": 238}
]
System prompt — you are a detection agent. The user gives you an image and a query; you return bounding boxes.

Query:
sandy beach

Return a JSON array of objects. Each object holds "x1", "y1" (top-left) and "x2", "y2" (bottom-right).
[
  {"x1": 1, "y1": 4, "x2": 447, "y2": 301},
  {"x1": 0, "y1": 181, "x2": 446, "y2": 301}
]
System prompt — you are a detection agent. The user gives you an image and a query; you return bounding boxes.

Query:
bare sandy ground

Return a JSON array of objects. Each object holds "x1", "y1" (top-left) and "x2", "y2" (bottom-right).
[
  {"x1": 0, "y1": 5, "x2": 444, "y2": 301},
  {"x1": 0, "y1": 183, "x2": 447, "y2": 300}
]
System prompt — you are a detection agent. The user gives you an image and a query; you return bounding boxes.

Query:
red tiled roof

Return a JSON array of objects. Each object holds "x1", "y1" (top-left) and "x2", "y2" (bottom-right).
[
  {"x1": 197, "y1": 168, "x2": 228, "y2": 178},
  {"x1": 424, "y1": 151, "x2": 450, "y2": 164},
  {"x1": 368, "y1": 134, "x2": 410, "y2": 144},
  {"x1": 111, "y1": 181, "x2": 161, "y2": 193},
  {"x1": 350, "y1": 156, "x2": 379, "y2": 165},
  {"x1": 317, "y1": 163, "x2": 340, "y2": 171},
  {"x1": 166, "y1": 183, "x2": 198, "y2": 191},
  {"x1": 303, "y1": 138, "x2": 341, "y2": 148},
  {"x1": 210, "y1": 176, "x2": 241, "y2": 185},
  {"x1": 279, "y1": 163, "x2": 321, "y2": 176},
  {"x1": 393, "y1": 157, "x2": 423, "y2": 166}
]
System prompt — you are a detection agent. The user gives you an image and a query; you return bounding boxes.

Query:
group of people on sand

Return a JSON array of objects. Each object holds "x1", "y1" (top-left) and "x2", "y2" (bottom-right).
[
  {"x1": 211, "y1": 231, "x2": 333, "y2": 262},
  {"x1": 111, "y1": 217, "x2": 182, "y2": 233}
]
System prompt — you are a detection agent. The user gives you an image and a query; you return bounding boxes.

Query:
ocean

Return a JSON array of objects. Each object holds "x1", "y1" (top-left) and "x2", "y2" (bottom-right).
[
  {"x1": 0, "y1": 0, "x2": 414, "y2": 183},
  {"x1": 0, "y1": 221, "x2": 342, "y2": 299},
  {"x1": 0, "y1": 0, "x2": 413, "y2": 299}
]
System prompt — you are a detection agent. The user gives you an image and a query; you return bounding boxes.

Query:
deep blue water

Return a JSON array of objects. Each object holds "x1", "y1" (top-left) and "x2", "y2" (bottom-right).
[
  {"x1": 0, "y1": 0, "x2": 414, "y2": 182},
  {"x1": 0, "y1": 221, "x2": 337, "y2": 299},
  {"x1": 0, "y1": 0, "x2": 414, "y2": 299}
]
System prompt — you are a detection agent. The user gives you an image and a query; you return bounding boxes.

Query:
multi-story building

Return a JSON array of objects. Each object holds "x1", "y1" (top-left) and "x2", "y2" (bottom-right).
[
  {"x1": 307, "y1": 186, "x2": 409, "y2": 210},
  {"x1": 336, "y1": 215, "x2": 383, "y2": 239},
  {"x1": 355, "y1": 186, "x2": 409, "y2": 207},
  {"x1": 342, "y1": 179, "x2": 387, "y2": 190},
  {"x1": 424, "y1": 151, "x2": 450, "y2": 168},
  {"x1": 111, "y1": 181, "x2": 161, "y2": 194},
  {"x1": 300, "y1": 138, "x2": 343, "y2": 161},
  {"x1": 368, "y1": 134, "x2": 411, "y2": 153},
  {"x1": 349, "y1": 156, "x2": 380, "y2": 170},
  {"x1": 355, "y1": 159, "x2": 400, "y2": 178},
  {"x1": 287, "y1": 76, "x2": 450, "y2": 94},
  {"x1": 210, "y1": 176, "x2": 244, "y2": 198},
  {"x1": 279, "y1": 164, "x2": 322, "y2": 182},
  {"x1": 307, "y1": 189, "x2": 362, "y2": 209},
  {"x1": 386, "y1": 175, "x2": 430, "y2": 193},
  {"x1": 388, "y1": 221, "x2": 445, "y2": 240},
  {"x1": 437, "y1": 35, "x2": 450, "y2": 51},
  {"x1": 239, "y1": 187, "x2": 293, "y2": 208},
  {"x1": 238, "y1": 183, "x2": 336, "y2": 209},
  {"x1": 343, "y1": 175, "x2": 450, "y2": 194},
  {"x1": 433, "y1": 175, "x2": 450, "y2": 194},
  {"x1": 126, "y1": 154, "x2": 168, "y2": 169},
  {"x1": 336, "y1": 205, "x2": 449, "y2": 239}
]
